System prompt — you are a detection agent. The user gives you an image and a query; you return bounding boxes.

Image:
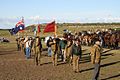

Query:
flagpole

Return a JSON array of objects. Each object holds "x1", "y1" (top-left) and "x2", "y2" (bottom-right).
[
  {"x1": 21, "y1": 16, "x2": 24, "y2": 38},
  {"x1": 18, "y1": 31, "x2": 20, "y2": 38},
  {"x1": 37, "y1": 24, "x2": 40, "y2": 37},
  {"x1": 54, "y1": 21, "x2": 57, "y2": 38}
]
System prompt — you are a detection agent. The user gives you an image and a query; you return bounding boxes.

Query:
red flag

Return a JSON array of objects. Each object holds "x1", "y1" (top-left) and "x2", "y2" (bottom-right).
[
  {"x1": 37, "y1": 24, "x2": 41, "y2": 33},
  {"x1": 43, "y1": 21, "x2": 55, "y2": 33}
]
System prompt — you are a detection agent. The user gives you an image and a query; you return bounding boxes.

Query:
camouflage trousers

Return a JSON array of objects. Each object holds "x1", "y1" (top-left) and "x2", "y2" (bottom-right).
[
  {"x1": 52, "y1": 51, "x2": 58, "y2": 66},
  {"x1": 73, "y1": 55, "x2": 80, "y2": 72},
  {"x1": 35, "y1": 47, "x2": 41, "y2": 66}
]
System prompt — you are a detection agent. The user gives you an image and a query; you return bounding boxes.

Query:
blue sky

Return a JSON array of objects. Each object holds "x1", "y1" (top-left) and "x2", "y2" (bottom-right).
[{"x1": 0, "y1": 0, "x2": 120, "y2": 29}]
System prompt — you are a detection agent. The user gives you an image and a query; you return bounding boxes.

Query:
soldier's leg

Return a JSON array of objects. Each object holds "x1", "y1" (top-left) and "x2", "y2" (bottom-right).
[
  {"x1": 17, "y1": 44, "x2": 20, "y2": 51},
  {"x1": 54, "y1": 53, "x2": 57, "y2": 66},
  {"x1": 25, "y1": 47, "x2": 29, "y2": 59},
  {"x1": 35, "y1": 53, "x2": 38, "y2": 65},
  {"x1": 52, "y1": 52, "x2": 55, "y2": 66},
  {"x1": 63, "y1": 49, "x2": 66, "y2": 62},
  {"x1": 35, "y1": 48, "x2": 38, "y2": 65},
  {"x1": 61, "y1": 49, "x2": 64, "y2": 61},
  {"x1": 69, "y1": 55, "x2": 73, "y2": 66},
  {"x1": 73, "y1": 55, "x2": 76, "y2": 72},
  {"x1": 76, "y1": 56, "x2": 79, "y2": 72},
  {"x1": 38, "y1": 51, "x2": 41, "y2": 65},
  {"x1": 92, "y1": 63, "x2": 100, "y2": 80},
  {"x1": 48, "y1": 47, "x2": 52, "y2": 57},
  {"x1": 28, "y1": 47, "x2": 30, "y2": 58}
]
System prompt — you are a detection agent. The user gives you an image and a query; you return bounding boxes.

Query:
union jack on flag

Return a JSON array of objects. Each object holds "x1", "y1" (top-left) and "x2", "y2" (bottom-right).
[
  {"x1": 9, "y1": 18, "x2": 25, "y2": 35},
  {"x1": 15, "y1": 19, "x2": 25, "y2": 31},
  {"x1": 14, "y1": 18, "x2": 25, "y2": 34}
]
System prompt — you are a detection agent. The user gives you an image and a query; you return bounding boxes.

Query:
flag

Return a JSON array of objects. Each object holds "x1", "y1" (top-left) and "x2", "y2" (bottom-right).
[
  {"x1": 14, "y1": 19, "x2": 25, "y2": 34},
  {"x1": 33, "y1": 24, "x2": 41, "y2": 36},
  {"x1": 43, "y1": 21, "x2": 55, "y2": 33},
  {"x1": 37, "y1": 24, "x2": 41, "y2": 33},
  {"x1": 10, "y1": 18, "x2": 25, "y2": 35},
  {"x1": 34, "y1": 24, "x2": 41, "y2": 33},
  {"x1": 9, "y1": 28, "x2": 15, "y2": 35}
]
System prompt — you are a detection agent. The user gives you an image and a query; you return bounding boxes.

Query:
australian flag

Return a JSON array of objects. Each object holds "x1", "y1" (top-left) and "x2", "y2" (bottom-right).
[
  {"x1": 15, "y1": 19, "x2": 25, "y2": 33},
  {"x1": 9, "y1": 18, "x2": 25, "y2": 35}
]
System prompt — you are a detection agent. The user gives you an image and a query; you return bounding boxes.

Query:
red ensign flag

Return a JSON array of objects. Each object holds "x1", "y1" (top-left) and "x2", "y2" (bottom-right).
[
  {"x1": 37, "y1": 24, "x2": 41, "y2": 33},
  {"x1": 43, "y1": 21, "x2": 55, "y2": 33}
]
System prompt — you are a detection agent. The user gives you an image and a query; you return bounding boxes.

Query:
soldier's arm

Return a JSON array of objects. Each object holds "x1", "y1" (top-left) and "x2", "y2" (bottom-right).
[
  {"x1": 49, "y1": 42, "x2": 54, "y2": 45},
  {"x1": 67, "y1": 41, "x2": 73, "y2": 48},
  {"x1": 90, "y1": 47, "x2": 96, "y2": 64},
  {"x1": 70, "y1": 45, "x2": 73, "y2": 55}
]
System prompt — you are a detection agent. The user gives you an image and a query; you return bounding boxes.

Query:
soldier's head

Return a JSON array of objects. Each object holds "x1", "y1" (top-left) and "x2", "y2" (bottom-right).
[
  {"x1": 74, "y1": 38, "x2": 80, "y2": 46},
  {"x1": 95, "y1": 40, "x2": 101, "y2": 46},
  {"x1": 49, "y1": 37, "x2": 52, "y2": 41}
]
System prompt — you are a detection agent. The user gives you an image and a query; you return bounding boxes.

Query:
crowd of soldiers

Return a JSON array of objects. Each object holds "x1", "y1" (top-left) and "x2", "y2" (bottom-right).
[
  {"x1": 71, "y1": 28, "x2": 120, "y2": 49},
  {"x1": 15, "y1": 28, "x2": 119, "y2": 80},
  {"x1": 16, "y1": 36, "x2": 42, "y2": 65}
]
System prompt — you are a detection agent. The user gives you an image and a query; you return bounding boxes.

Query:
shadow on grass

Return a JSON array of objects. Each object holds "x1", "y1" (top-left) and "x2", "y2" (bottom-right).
[
  {"x1": 102, "y1": 53, "x2": 114, "y2": 56},
  {"x1": 57, "y1": 61, "x2": 67, "y2": 65},
  {"x1": 81, "y1": 61, "x2": 120, "y2": 73},
  {"x1": 80, "y1": 52, "x2": 112, "y2": 64},
  {"x1": 103, "y1": 49, "x2": 113, "y2": 53},
  {"x1": 0, "y1": 50, "x2": 18, "y2": 55},
  {"x1": 41, "y1": 62, "x2": 52, "y2": 65},
  {"x1": 101, "y1": 74, "x2": 120, "y2": 80}
]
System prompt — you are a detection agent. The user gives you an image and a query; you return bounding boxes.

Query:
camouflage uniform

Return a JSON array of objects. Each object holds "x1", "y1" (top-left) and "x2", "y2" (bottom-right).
[
  {"x1": 50, "y1": 39, "x2": 59, "y2": 66},
  {"x1": 71, "y1": 40, "x2": 82, "y2": 73},
  {"x1": 65, "y1": 40, "x2": 73, "y2": 63},
  {"x1": 16, "y1": 38, "x2": 21, "y2": 51},
  {"x1": 90, "y1": 42, "x2": 103, "y2": 80},
  {"x1": 20, "y1": 38, "x2": 25, "y2": 53},
  {"x1": 34, "y1": 37, "x2": 42, "y2": 65}
]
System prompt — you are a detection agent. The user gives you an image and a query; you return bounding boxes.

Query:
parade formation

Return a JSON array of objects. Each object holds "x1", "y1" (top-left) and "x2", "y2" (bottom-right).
[{"x1": 15, "y1": 26, "x2": 120, "y2": 80}]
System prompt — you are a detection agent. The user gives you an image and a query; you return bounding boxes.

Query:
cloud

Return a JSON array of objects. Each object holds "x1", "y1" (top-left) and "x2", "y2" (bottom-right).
[{"x1": 0, "y1": 16, "x2": 120, "y2": 29}]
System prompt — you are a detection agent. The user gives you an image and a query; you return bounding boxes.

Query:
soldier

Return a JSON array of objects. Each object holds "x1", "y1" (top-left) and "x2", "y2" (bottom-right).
[
  {"x1": 50, "y1": 38, "x2": 59, "y2": 66},
  {"x1": 46, "y1": 37, "x2": 53, "y2": 57},
  {"x1": 20, "y1": 37, "x2": 25, "y2": 53},
  {"x1": 71, "y1": 38, "x2": 82, "y2": 73},
  {"x1": 24, "y1": 36, "x2": 31, "y2": 59},
  {"x1": 34, "y1": 36, "x2": 42, "y2": 66},
  {"x1": 90, "y1": 40, "x2": 103, "y2": 80},
  {"x1": 16, "y1": 37, "x2": 21, "y2": 51},
  {"x1": 65, "y1": 38, "x2": 73, "y2": 64},
  {"x1": 59, "y1": 38, "x2": 67, "y2": 62}
]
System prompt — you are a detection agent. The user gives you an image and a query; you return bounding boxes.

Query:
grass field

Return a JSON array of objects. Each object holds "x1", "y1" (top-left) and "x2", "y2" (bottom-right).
[{"x1": 0, "y1": 25, "x2": 120, "y2": 80}]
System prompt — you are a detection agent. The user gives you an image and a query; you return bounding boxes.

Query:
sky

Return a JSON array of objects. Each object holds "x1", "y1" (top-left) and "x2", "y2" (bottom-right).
[{"x1": 0, "y1": 0, "x2": 120, "y2": 29}]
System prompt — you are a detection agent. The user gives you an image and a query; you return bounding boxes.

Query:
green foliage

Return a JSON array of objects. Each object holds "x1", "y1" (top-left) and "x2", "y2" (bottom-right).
[{"x1": 0, "y1": 29, "x2": 11, "y2": 37}]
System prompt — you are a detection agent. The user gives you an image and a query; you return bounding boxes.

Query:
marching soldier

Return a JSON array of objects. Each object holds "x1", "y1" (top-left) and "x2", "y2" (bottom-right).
[
  {"x1": 50, "y1": 38, "x2": 59, "y2": 66},
  {"x1": 65, "y1": 38, "x2": 73, "y2": 64},
  {"x1": 59, "y1": 38, "x2": 67, "y2": 62},
  {"x1": 71, "y1": 38, "x2": 82, "y2": 73},
  {"x1": 16, "y1": 37, "x2": 21, "y2": 51},
  {"x1": 20, "y1": 37, "x2": 25, "y2": 53},
  {"x1": 24, "y1": 36, "x2": 31, "y2": 59},
  {"x1": 47, "y1": 37, "x2": 53, "y2": 57},
  {"x1": 34, "y1": 36, "x2": 42, "y2": 66},
  {"x1": 90, "y1": 40, "x2": 103, "y2": 80}
]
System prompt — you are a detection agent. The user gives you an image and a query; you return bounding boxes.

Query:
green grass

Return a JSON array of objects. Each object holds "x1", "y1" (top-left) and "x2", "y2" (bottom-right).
[
  {"x1": 0, "y1": 30, "x2": 11, "y2": 37},
  {"x1": 0, "y1": 24, "x2": 119, "y2": 38}
]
